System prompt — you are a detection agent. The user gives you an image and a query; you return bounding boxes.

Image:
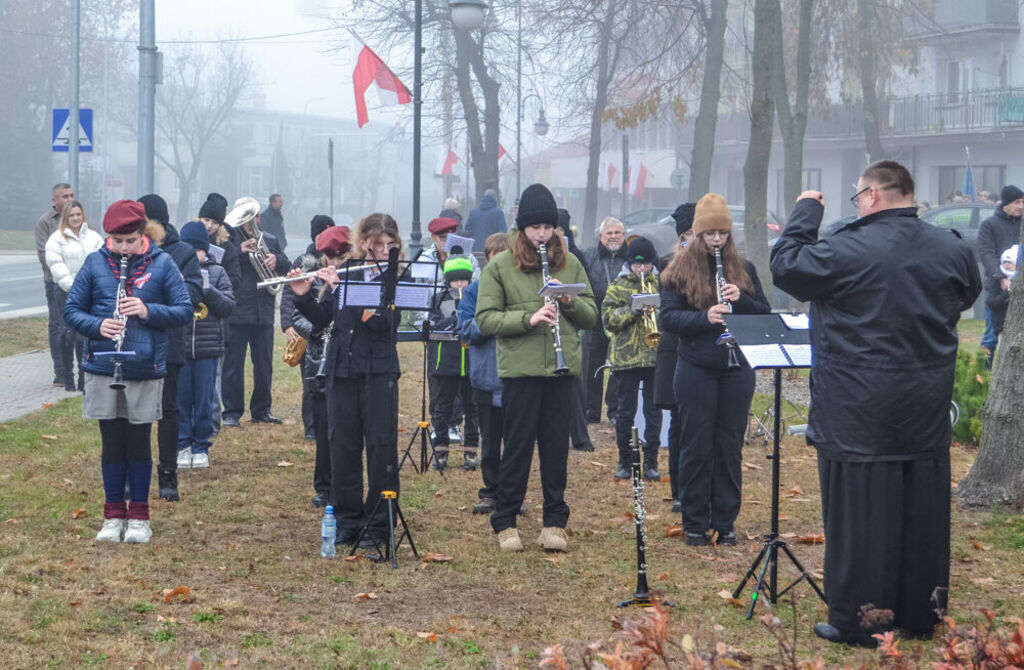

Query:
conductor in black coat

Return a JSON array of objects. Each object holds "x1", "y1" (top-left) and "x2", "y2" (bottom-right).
[{"x1": 771, "y1": 161, "x2": 981, "y2": 646}]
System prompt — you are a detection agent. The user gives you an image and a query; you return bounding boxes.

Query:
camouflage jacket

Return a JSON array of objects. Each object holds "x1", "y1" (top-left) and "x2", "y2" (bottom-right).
[{"x1": 602, "y1": 268, "x2": 658, "y2": 371}]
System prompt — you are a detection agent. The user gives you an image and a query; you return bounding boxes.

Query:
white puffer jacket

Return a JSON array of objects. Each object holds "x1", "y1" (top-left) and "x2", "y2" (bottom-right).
[{"x1": 45, "y1": 223, "x2": 104, "y2": 292}]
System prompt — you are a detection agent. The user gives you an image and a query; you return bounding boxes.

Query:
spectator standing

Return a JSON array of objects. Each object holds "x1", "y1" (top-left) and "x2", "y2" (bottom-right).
[
  {"x1": 439, "y1": 197, "x2": 463, "y2": 230},
  {"x1": 35, "y1": 183, "x2": 76, "y2": 386},
  {"x1": 582, "y1": 216, "x2": 628, "y2": 424},
  {"x1": 977, "y1": 185, "x2": 1022, "y2": 367},
  {"x1": 465, "y1": 189, "x2": 507, "y2": 253},
  {"x1": 261, "y1": 194, "x2": 288, "y2": 254},
  {"x1": 45, "y1": 200, "x2": 103, "y2": 391},
  {"x1": 985, "y1": 244, "x2": 1019, "y2": 356}
]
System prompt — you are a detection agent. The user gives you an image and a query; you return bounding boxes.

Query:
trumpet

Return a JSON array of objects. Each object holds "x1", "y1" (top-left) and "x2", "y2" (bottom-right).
[
  {"x1": 226, "y1": 196, "x2": 283, "y2": 296},
  {"x1": 714, "y1": 247, "x2": 741, "y2": 369},
  {"x1": 637, "y1": 270, "x2": 661, "y2": 348},
  {"x1": 538, "y1": 242, "x2": 570, "y2": 376}
]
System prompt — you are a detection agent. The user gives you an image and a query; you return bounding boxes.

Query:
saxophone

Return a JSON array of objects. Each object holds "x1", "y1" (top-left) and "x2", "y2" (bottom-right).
[
  {"x1": 110, "y1": 255, "x2": 129, "y2": 390},
  {"x1": 714, "y1": 247, "x2": 741, "y2": 369},
  {"x1": 537, "y1": 242, "x2": 570, "y2": 376}
]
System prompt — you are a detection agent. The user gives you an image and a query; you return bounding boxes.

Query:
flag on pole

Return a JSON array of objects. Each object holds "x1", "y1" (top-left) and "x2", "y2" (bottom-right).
[
  {"x1": 436, "y1": 149, "x2": 459, "y2": 176},
  {"x1": 962, "y1": 147, "x2": 977, "y2": 203},
  {"x1": 627, "y1": 163, "x2": 648, "y2": 199},
  {"x1": 349, "y1": 30, "x2": 411, "y2": 128},
  {"x1": 498, "y1": 143, "x2": 507, "y2": 160},
  {"x1": 599, "y1": 161, "x2": 617, "y2": 192}
]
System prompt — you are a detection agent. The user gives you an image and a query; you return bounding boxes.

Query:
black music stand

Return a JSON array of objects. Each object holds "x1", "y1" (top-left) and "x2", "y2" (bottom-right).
[{"x1": 723, "y1": 313, "x2": 826, "y2": 619}]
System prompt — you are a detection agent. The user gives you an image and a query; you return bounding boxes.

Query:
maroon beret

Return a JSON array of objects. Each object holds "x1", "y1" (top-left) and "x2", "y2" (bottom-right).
[
  {"x1": 316, "y1": 225, "x2": 351, "y2": 257},
  {"x1": 103, "y1": 200, "x2": 148, "y2": 235},
  {"x1": 427, "y1": 217, "x2": 459, "y2": 235}
]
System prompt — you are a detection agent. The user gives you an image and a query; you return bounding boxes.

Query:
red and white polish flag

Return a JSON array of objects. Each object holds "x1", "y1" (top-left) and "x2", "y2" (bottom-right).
[
  {"x1": 436, "y1": 149, "x2": 460, "y2": 176},
  {"x1": 350, "y1": 30, "x2": 411, "y2": 128},
  {"x1": 599, "y1": 161, "x2": 617, "y2": 192},
  {"x1": 627, "y1": 163, "x2": 648, "y2": 199}
]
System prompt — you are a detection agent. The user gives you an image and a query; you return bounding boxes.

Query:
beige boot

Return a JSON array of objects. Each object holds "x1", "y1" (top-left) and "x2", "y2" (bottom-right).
[
  {"x1": 497, "y1": 528, "x2": 524, "y2": 552},
  {"x1": 536, "y1": 527, "x2": 568, "y2": 552}
]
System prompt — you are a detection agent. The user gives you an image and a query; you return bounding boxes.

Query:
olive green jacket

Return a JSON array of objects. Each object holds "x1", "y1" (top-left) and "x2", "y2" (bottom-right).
[
  {"x1": 602, "y1": 269, "x2": 659, "y2": 371},
  {"x1": 476, "y1": 248, "x2": 597, "y2": 378}
]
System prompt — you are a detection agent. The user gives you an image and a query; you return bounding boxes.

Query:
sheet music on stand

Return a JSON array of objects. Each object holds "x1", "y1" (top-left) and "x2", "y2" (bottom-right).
[
  {"x1": 337, "y1": 258, "x2": 439, "y2": 311},
  {"x1": 723, "y1": 314, "x2": 812, "y2": 369}
]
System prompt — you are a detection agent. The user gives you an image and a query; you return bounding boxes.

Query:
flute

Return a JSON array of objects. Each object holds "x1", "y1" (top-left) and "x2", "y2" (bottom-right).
[{"x1": 256, "y1": 262, "x2": 381, "y2": 290}]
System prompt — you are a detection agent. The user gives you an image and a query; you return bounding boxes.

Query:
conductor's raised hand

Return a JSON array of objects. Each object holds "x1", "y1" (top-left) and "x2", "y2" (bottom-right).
[
  {"x1": 285, "y1": 268, "x2": 313, "y2": 296},
  {"x1": 530, "y1": 302, "x2": 558, "y2": 327},
  {"x1": 797, "y1": 190, "x2": 825, "y2": 206},
  {"x1": 706, "y1": 303, "x2": 731, "y2": 326}
]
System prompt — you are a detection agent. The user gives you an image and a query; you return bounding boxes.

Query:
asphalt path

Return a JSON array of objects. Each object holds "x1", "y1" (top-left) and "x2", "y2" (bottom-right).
[{"x1": 0, "y1": 254, "x2": 47, "y2": 319}]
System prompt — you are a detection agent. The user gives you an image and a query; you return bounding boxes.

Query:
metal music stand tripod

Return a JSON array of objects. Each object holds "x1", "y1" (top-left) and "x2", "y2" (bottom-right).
[
  {"x1": 398, "y1": 320, "x2": 447, "y2": 476},
  {"x1": 349, "y1": 466, "x2": 420, "y2": 568},
  {"x1": 724, "y1": 314, "x2": 827, "y2": 619}
]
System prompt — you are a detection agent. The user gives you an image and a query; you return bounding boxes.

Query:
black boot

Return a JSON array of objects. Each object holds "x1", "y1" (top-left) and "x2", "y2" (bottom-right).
[{"x1": 158, "y1": 468, "x2": 180, "y2": 502}]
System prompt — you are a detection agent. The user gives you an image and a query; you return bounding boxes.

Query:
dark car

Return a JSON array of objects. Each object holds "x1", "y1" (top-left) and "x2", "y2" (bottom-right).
[{"x1": 919, "y1": 203, "x2": 993, "y2": 253}]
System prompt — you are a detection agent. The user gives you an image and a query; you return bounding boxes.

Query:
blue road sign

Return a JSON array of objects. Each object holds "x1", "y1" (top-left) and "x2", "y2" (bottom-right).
[{"x1": 52, "y1": 108, "x2": 93, "y2": 152}]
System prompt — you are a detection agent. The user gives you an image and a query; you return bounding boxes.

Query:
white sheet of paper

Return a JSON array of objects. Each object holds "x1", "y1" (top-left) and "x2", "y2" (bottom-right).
[
  {"x1": 339, "y1": 282, "x2": 381, "y2": 308},
  {"x1": 739, "y1": 344, "x2": 791, "y2": 368},
  {"x1": 445, "y1": 233, "x2": 474, "y2": 255},
  {"x1": 395, "y1": 283, "x2": 433, "y2": 309},
  {"x1": 207, "y1": 244, "x2": 225, "y2": 264},
  {"x1": 538, "y1": 282, "x2": 586, "y2": 298},
  {"x1": 407, "y1": 259, "x2": 439, "y2": 281},
  {"x1": 780, "y1": 313, "x2": 810, "y2": 330},
  {"x1": 782, "y1": 344, "x2": 812, "y2": 366}
]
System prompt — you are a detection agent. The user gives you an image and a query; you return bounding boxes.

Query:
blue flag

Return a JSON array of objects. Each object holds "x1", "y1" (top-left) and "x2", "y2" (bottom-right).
[{"x1": 962, "y1": 165, "x2": 977, "y2": 203}]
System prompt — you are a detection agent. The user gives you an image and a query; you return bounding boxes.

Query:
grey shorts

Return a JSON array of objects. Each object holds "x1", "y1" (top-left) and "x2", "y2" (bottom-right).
[{"x1": 82, "y1": 372, "x2": 164, "y2": 424}]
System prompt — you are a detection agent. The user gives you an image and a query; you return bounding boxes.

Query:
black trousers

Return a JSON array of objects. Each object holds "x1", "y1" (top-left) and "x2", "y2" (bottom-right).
[
  {"x1": 569, "y1": 370, "x2": 592, "y2": 448},
  {"x1": 582, "y1": 328, "x2": 619, "y2": 422},
  {"x1": 53, "y1": 287, "x2": 83, "y2": 385},
  {"x1": 157, "y1": 363, "x2": 182, "y2": 472},
  {"x1": 301, "y1": 370, "x2": 316, "y2": 435},
  {"x1": 818, "y1": 454, "x2": 950, "y2": 636},
  {"x1": 491, "y1": 375, "x2": 572, "y2": 533},
  {"x1": 613, "y1": 367, "x2": 662, "y2": 466},
  {"x1": 327, "y1": 375, "x2": 399, "y2": 534},
  {"x1": 674, "y1": 359, "x2": 754, "y2": 534},
  {"x1": 430, "y1": 375, "x2": 479, "y2": 449},
  {"x1": 667, "y1": 409, "x2": 681, "y2": 501},
  {"x1": 473, "y1": 388, "x2": 503, "y2": 501},
  {"x1": 223, "y1": 323, "x2": 275, "y2": 419},
  {"x1": 304, "y1": 363, "x2": 330, "y2": 495},
  {"x1": 45, "y1": 280, "x2": 64, "y2": 379}
]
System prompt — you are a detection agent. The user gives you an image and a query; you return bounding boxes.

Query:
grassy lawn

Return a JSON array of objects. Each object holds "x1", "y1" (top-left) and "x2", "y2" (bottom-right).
[
  {"x1": 1, "y1": 330, "x2": 1021, "y2": 669},
  {"x1": 0, "y1": 229, "x2": 37, "y2": 252},
  {"x1": 0, "y1": 316, "x2": 49, "y2": 357}
]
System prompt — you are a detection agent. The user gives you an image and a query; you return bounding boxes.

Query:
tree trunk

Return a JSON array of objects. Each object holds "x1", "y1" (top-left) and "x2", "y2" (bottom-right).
[
  {"x1": 454, "y1": 29, "x2": 501, "y2": 202},
  {"x1": 856, "y1": 0, "x2": 886, "y2": 163},
  {"x1": 956, "y1": 230, "x2": 1024, "y2": 507},
  {"x1": 687, "y1": 0, "x2": 728, "y2": 200},
  {"x1": 582, "y1": 0, "x2": 619, "y2": 245},
  {"x1": 771, "y1": 0, "x2": 811, "y2": 219},
  {"x1": 742, "y1": 0, "x2": 776, "y2": 287}
]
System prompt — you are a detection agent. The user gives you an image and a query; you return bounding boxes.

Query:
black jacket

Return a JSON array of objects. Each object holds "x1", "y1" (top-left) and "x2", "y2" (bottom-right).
[
  {"x1": 281, "y1": 246, "x2": 330, "y2": 366},
  {"x1": 183, "y1": 260, "x2": 235, "y2": 360},
  {"x1": 212, "y1": 235, "x2": 242, "y2": 294},
  {"x1": 653, "y1": 330, "x2": 679, "y2": 410},
  {"x1": 228, "y1": 228, "x2": 289, "y2": 326},
  {"x1": 583, "y1": 243, "x2": 628, "y2": 314},
  {"x1": 428, "y1": 286, "x2": 468, "y2": 377},
  {"x1": 771, "y1": 199, "x2": 982, "y2": 462},
  {"x1": 977, "y1": 208, "x2": 1021, "y2": 291},
  {"x1": 660, "y1": 257, "x2": 770, "y2": 370},
  {"x1": 260, "y1": 206, "x2": 288, "y2": 252},
  {"x1": 985, "y1": 281, "x2": 1011, "y2": 335},
  {"x1": 159, "y1": 223, "x2": 204, "y2": 365}
]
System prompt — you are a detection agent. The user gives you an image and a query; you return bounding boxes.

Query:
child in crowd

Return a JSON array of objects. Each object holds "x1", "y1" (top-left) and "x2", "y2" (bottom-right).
[
  {"x1": 429, "y1": 252, "x2": 480, "y2": 471},
  {"x1": 457, "y1": 232, "x2": 510, "y2": 514},
  {"x1": 176, "y1": 221, "x2": 236, "y2": 470},
  {"x1": 64, "y1": 200, "x2": 192, "y2": 544},
  {"x1": 602, "y1": 236, "x2": 663, "y2": 481},
  {"x1": 985, "y1": 243, "x2": 1019, "y2": 365}
]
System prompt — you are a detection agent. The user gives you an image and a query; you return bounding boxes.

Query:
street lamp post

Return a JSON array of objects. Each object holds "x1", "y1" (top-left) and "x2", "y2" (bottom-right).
[{"x1": 409, "y1": 0, "x2": 486, "y2": 256}]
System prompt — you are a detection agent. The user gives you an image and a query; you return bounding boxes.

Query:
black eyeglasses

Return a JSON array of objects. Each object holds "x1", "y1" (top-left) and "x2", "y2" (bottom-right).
[{"x1": 849, "y1": 185, "x2": 871, "y2": 205}]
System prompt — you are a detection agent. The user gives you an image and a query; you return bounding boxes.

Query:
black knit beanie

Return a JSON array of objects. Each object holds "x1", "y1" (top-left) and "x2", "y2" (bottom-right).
[
  {"x1": 1001, "y1": 185, "x2": 1024, "y2": 207},
  {"x1": 625, "y1": 237, "x2": 657, "y2": 264},
  {"x1": 310, "y1": 214, "x2": 335, "y2": 242},
  {"x1": 672, "y1": 202, "x2": 696, "y2": 237},
  {"x1": 198, "y1": 197, "x2": 226, "y2": 225},
  {"x1": 138, "y1": 193, "x2": 169, "y2": 227},
  {"x1": 516, "y1": 183, "x2": 558, "y2": 229},
  {"x1": 207, "y1": 193, "x2": 229, "y2": 210}
]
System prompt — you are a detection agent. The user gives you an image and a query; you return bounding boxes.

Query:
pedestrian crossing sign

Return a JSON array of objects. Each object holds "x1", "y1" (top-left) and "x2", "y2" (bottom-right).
[{"x1": 52, "y1": 108, "x2": 93, "y2": 152}]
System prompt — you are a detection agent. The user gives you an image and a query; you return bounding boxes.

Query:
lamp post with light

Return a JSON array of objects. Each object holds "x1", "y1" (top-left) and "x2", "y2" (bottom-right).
[
  {"x1": 516, "y1": 93, "x2": 548, "y2": 197},
  {"x1": 409, "y1": 0, "x2": 487, "y2": 256}
]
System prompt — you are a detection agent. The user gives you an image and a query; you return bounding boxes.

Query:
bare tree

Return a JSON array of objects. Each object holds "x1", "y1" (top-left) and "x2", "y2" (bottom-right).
[
  {"x1": 687, "y1": 0, "x2": 728, "y2": 200},
  {"x1": 771, "y1": 0, "x2": 812, "y2": 218},
  {"x1": 153, "y1": 45, "x2": 255, "y2": 219}
]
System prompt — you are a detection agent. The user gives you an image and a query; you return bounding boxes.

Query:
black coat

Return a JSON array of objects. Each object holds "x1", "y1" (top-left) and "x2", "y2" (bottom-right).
[
  {"x1": 280, "y1": 247, "x2": 329, "y2": 364},
  {"x1": 260, "y1": 206, "x2": 288, "y2": 252},
  {"x1": 583, "y1": 243, "x2": 628, "y2": 315},
  {"x1": 212, "y1": 236, "x2": 242, "y2": 293},
  {"x1": 771, "y1": 199, "x2": 982, "y2": 462},
  {"x1": 652, "y1": 330, "x2": 679, "y2": 410},
  {"x1": 977, "y1": 208, "x2": 1021, "y2": 291},
  {"x1": 183, "y1": 261, "x2": 235, "y2": 360},
  {"x1": 228, "y1": 228, "x2": 289, "y2": 326},
  {"x1": 660, "y1": 257, "x2": 771, "y2": 370},
  {"x1": 159, "y1": 223, "x2": 204, "y2": 365},
  {"x1": 428, "y1": 286, "x2": 468, "y2": 377}
]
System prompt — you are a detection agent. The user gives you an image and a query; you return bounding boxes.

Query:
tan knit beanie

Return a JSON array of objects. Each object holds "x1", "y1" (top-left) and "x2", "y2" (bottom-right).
[{"x1": 691, "y1": 193, "x2": 733, "y2": 236}]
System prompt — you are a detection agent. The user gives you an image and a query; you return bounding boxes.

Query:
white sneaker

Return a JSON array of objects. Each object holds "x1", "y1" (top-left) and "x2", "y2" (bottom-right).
[
  {"x1": 448, "y1": 427, "x2": 462, "y2": 443},
  {"x1": 123, "y1": 519, "x2": 152, "y2": 544},
  {"x1": 191, "y1": 451, "x2": 210, "y2": 469},
  {"x1": 96, "y1": 518, "x2": 125, "y2": 542},
  {"x1": 176, "y1": 447, "x2": 192, "y2": 469}
]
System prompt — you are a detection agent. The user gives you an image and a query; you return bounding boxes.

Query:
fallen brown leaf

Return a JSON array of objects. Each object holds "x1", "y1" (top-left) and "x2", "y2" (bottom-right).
[
  {"x1": 344, "y1": 555, "x2": 364, "y2": 562},
  {"x1": 665, "y1": 524, "x2": 683, "y2": 537},
  {"x1": 786, "y1": 485, "x2": 803, "y2": 497},
  {"x1": 41, "y1": 403, "x2": 55, "y2": 409},
  {"x1": 421, "y1": 552, "x2": 453, "y2": 563},
  {"x1": 41, "y1": 434, "x2": 59, "y2": 440},
  {"x1": 416, "y1": 631, "x2": 438, "y2": 642},
  {"x1": 5, "y1": 518, "x2": 18, "y2": 525},
  {"x1": 162, "y1": 585, "x2": 192, "y2": 604},
  {"x1": 741, "y1": 461, "x2": 762, "y2": 471},
  {"x1": 354, "y1": 592, "x2": 377, "y2": 600},
  {"x1": 970, "y1": 540, "x2": 991, "y2": 551},
  {"x1": 283, "y1": 418, "x2": 297, "y2": 425},
  {"x1": 71, "y1": 508, "x2": 86, "y2": 519},
  {"x1": 544, "y1": 555, "x2": 565, "y2": 565},
  {"x1": 589, "y1": 461, "x2": 606, "y2": 468},
  {"x1": 795, "y1": 534, "x2": 825, "y2": 545},
  {"x1": 657, "y1": 571, "x2": 669, "y2": 581},
  {"x1": 716, "y1": 589, "x2": 744, "y2": 607},
  {"x1": 222, "y1": 659, "x2": 239, "y2": 667},
  {"x1": 276, "y1": 461, "x2": 294, "y2": 467}
]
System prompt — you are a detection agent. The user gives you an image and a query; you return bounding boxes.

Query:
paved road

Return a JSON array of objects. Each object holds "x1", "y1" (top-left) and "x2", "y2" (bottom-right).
[
  {"x1": 0, "y1": 350, "x2": 79, "y2": 423},
  {"x1": 0, "y1": 254, "x2": 47, "y2": 319}
]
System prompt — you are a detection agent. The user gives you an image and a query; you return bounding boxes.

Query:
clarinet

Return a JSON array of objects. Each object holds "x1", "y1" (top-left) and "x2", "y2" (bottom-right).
[
  {"x1": 109, "y1": 255, "x2": 129, "y2": 390},
  {"x1": 627, "y1": 426, "x2": 652, "y2": 605},
  {"x1": 312, "y1": 323, "x2": 333, "y2": 388},
  {"x1": 714, "y1": 247, "x2": 741, "y2": 369},
  {"x1": 537, "y1": 243, "x2": 570, "y2": 376}
]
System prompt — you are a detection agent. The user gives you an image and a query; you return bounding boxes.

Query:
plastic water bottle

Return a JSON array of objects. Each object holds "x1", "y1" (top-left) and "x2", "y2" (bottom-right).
[{"x1": 321, "y1": 505, "x2": 337, "y2": 557}]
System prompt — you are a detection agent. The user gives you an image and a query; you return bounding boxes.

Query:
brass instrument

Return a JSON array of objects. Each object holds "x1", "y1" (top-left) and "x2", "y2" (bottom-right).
[
  {"x1": 110, "y1": 255, "x2": 130, "y2": 390},
  {"x1": 638, "y1": 270, "x2": 661, "y2": 348},
  {"x1": 714, "y1": 247, "x2": 741, "y2": 369},
  {"x1": 225, "y1": 196, "x2": 283, "y2": 296},
  {"x1": 283, "y1": 336, "x2": 307, "y2": 367},
  {"x1": 193, "y1": 302, "x2": 208, "y2": 320},
  {"x1": 537, "y1": 242, "x2": 570, "y2": 376}
]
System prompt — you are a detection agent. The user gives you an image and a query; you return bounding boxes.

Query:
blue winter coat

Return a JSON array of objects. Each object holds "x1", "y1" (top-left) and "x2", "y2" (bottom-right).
[
  {"x1": 465, "y1": 194, "x2": 507, "y2": 252},
  {"x1": 65, "y1": 239, "x2": 194, "y2": 380},
  {"x1": 456, "y1": 280, "x2": 501, "y2": 403}
]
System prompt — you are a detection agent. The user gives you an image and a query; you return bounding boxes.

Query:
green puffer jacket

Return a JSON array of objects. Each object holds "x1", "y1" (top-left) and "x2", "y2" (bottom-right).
[
  {"x1": 602, "y1": 269, "x2": 659, "y2": 371},
  {"x1": 476, "y1": 248, "x2": 597, "y2": 378}
]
